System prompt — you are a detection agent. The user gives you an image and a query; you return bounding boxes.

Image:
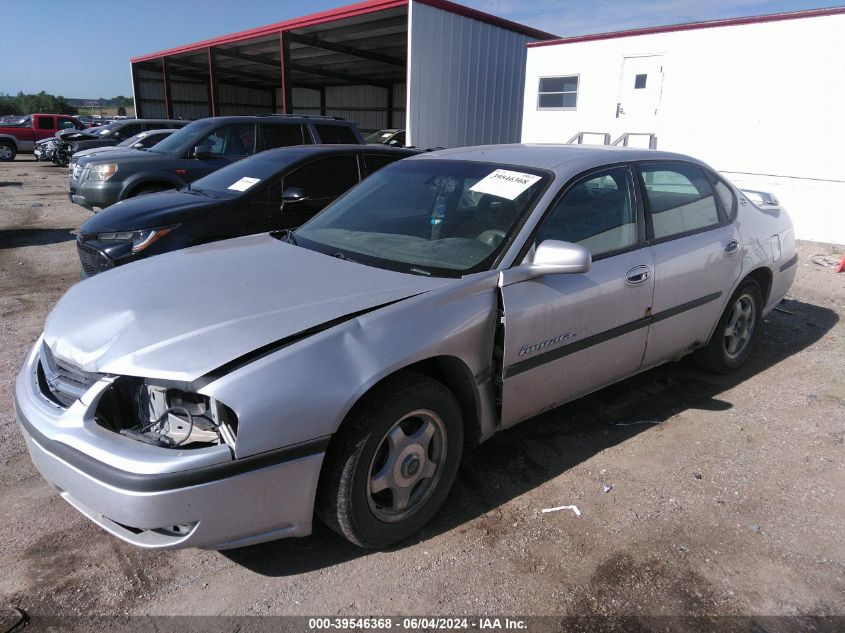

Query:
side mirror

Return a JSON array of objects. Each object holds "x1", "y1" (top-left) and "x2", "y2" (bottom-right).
[
  {"x1": 503, "y1": 240, "x2": 591, "y2": 285},
  {"x1": 280, "y1": 187, "x2": 308, "y2": 211},
  {"x1": 530, "y1": 239, "x2": 592, "y2": 275},
  {"x1": 193, "y1": 144, "x2": 213, "y2": 159}
]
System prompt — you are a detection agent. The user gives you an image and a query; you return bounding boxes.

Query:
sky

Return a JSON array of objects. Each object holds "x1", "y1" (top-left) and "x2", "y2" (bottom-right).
[{"x1": 0, "y1": 0, "x2": 839, "y2": 98}]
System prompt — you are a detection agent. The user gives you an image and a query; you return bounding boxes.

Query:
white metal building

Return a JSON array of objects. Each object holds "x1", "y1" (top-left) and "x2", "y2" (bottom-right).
[
  {"x1": 521, "y1": 7, "x2": 845, "y2": 244},
  {"x1": 130, "y1": 0, "x2": 555, "y2": 149}
]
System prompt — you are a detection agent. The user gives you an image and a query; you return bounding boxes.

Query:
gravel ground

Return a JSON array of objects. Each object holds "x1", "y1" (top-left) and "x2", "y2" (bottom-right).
[{"x1": 0, "y1": 156, "x2": 843, "y2": 630}]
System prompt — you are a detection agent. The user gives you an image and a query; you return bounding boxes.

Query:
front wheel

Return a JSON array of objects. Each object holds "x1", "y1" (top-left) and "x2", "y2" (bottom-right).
[
  {"x1": 316, "y1": 372, "x2": 464, "y2": 549},
  {"x1": 129, "y1": 184, "x2": 171, "y2": 198},
  {"x1": 695, "y1": 278, "x2": 762, "y2": 373}
]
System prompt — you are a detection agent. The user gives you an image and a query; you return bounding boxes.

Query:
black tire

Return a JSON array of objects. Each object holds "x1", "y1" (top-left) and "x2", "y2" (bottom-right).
[
  {"x1": 0, "y1": 141, "x2": 16, "y2": 161},
  {"x1": 695, "y1": 278, "x2": 763, "y2": 373},
  {"x1": 316, "y1": 371, "x2": 464, "y2": 549},
  {"x1": 129, "y1": 184, "x2": 170, "y2": 198}
]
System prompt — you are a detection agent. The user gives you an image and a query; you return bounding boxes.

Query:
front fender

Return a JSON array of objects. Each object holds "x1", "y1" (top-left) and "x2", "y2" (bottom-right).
[
  {"x1": 0, "y1": 133, "x2": 22, "y2": 148},
  {"x1": 200, "y1": 272, "x2": 501, "y2": 459},
  {"x1": 119, "y1": 174, "x2": 185, "y2": 200}
]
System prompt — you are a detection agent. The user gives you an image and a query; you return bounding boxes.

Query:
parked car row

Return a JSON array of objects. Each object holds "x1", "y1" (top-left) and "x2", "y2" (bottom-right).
[
  {"x1": 14, "y1": 114, "x2": 798, "y2": 553},
  {"x1": 68, "y1": 114, "x2": 364, "y2": 210},
  {"x1": 0, "y1": 113, "x2": 86, "y2": 161},
  {"x1": 76, "y1": 144, "x2": 420, "y2": 276}
]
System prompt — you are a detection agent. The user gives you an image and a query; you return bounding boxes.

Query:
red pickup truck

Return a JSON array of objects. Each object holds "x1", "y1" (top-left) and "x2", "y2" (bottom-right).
[{"x1": 0, "y1": 114, "x2": 85, "y2": 161}]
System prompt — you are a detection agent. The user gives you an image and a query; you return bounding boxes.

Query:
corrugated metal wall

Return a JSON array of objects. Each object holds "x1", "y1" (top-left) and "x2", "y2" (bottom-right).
[
  {"x1": 134, "y1": 67, "x2": 167, "y2": 118},
  {"x1": 218, "y1": 84, "x2": 274, "y2": 115},
  {"x1": 392, "y1": 82, "x2": 406, "y2": 129},
  {"x1": 170, "y1": 79, "x2": 209, "y2": 120},
  {"x1": 326, "y1": 85, "x2": 387, "y2": 133},
  {"x1": 407, "y1": 1, "x2": 532, "y2": 148},
  {"x1": 289, "y1": 83, "x2": 407, "y2": 133}
]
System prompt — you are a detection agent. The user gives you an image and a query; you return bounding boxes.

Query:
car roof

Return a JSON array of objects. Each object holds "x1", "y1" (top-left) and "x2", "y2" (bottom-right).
[
  {"x1": 255, "y1": 144, "x2": 422, "y2": 161},
  {"x1": 413, "y1": 144, "x2": 710, "y2": 177},
  {"x1": 191, "y1": 115, "x2": 355, "y2": 125}
]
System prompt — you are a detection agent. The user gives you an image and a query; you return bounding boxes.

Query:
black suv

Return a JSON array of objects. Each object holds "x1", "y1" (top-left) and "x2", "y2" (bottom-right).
[{"x1": 68, "y1": 115, "x2": 365, "y2": 210}]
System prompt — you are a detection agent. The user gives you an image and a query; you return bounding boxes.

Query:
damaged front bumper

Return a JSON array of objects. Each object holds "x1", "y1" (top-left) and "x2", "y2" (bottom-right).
[{"x1": 14, "y1": 339, "x2": 325, "y2": 550}]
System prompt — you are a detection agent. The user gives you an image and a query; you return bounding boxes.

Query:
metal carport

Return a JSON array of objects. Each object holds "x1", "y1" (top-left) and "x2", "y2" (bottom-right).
[{"x1": 129, "y1": 0, "x2": 555, "y2": 148}]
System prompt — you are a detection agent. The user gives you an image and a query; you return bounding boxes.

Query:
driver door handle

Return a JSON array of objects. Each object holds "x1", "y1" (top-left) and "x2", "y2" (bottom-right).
[{"x1": 626, "y1": 265, "x2": 651, "y2": 285}]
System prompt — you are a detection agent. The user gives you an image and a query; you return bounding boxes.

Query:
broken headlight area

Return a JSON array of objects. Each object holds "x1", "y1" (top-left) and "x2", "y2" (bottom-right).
[{"x1": 94, "y1": 377, "x2": 238, "y2": 450}]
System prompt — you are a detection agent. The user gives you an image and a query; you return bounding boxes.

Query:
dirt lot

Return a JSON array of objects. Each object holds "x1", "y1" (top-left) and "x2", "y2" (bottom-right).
[{"x1": 0, "y1": 156, "x2": 843, "y2": 630}]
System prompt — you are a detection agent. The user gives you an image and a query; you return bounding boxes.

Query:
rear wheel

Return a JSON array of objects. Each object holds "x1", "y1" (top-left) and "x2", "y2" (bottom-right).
[
  {"x1": 695, "y1": 279, "x2": 762, "y2": 373},
  {"x1": 0, "y1": 142, "x2": 16, "y2": 161},
  {"x1": 316, "y1": 372, "x2": 464, "y2": 549}
]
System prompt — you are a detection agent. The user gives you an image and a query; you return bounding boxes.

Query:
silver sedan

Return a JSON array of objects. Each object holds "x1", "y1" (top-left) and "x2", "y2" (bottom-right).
[{"x1": 15, "y1": 145, "x2": 797, "y2": 549}]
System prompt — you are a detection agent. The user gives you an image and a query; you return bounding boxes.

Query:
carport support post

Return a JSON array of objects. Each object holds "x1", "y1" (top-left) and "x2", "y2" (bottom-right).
[
  {"x1": 207, "y1": 47, "x2": 220, "y2": 117},
  {"x1": 387, "y1": 83, "x2": 394, "y2": 129},
  {"x1": 161, "y1": 57, "x2": 173, "y2": 119},
  {"x1": 130, "y1": 63, "x2": 143, "y2": 118},
  {"x1": 279, "y1": 31, "x2": 292, "y2": 114}
]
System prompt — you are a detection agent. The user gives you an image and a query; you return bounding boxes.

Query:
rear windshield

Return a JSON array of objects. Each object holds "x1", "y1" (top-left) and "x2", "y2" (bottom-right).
[{"x1": 188, "y1": 152, "x2": 298, "y2": 198}]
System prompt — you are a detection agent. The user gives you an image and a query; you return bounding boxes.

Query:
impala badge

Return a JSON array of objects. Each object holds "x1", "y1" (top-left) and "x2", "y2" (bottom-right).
[{"x1": 519, "y1": 332, "x2": 576, "y2": 356}]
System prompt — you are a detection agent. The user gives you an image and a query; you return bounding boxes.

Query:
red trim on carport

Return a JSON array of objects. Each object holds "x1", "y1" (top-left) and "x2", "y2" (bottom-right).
[
  {"x1": 130, "y1": 0, "x2": 408, "y2": 63},
  {"x1": 414, "y1": 0, "x2": 556, "y2": 39},
  {"x1": 527, "y1": 5, "x2": 845, "y2": 48},
  {"x1": 130, "y1": 0, "x2": 557, "y2": 63}
]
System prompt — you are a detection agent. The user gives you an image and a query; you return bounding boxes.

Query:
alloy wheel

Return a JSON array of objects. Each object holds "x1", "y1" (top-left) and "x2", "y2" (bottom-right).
[
  {"x1": 367, "y1": 408, "x2": 447, "y2": 523},
  {"x1": 723, "y1": 293, "x2": 756, "y2": 359}
]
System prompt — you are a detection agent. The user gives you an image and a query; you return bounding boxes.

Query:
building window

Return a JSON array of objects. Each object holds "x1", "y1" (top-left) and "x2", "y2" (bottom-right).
[
  {"x1": 634, "y1": 74, "x2": 648, "y2": 89},
  {"x1": 538, "y1": 76, "x2": 578, "y2": 110}
]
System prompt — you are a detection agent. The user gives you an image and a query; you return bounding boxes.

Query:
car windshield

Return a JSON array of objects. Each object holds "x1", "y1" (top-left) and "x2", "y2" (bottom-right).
[
  {"x1": 293, "y1": 159, "x2": 549, "y2": 277},
  {"x1": 96, "y1": 123, "x2": 122, "y2": 137},
  {"x1": 149, "y1": 119, "x2": 215, "y2": 156},
  {"x1": 117, "y1": 133, "x2": 147, "y2": 147},
  {"x1": 188, "y1": 151, "x2": 295, "y2": 197}
]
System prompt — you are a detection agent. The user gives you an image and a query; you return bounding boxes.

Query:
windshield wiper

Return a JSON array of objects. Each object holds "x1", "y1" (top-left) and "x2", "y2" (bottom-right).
[
  {"x1": 332, "y1": 251, "x2": 356, "y2": 263},
  {"x1": 270, "y1": 229, "x2": 297, "y2": 245}
]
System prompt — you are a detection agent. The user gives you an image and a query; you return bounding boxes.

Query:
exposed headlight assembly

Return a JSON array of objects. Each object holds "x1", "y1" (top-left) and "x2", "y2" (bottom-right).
[
  {"x1": 95, "y1": 378, "x2": 238, "y2": 450},
  {"x1": 88, "y1": 163, "x2": 118, "y2": 181},
  {"x1": 98, "y1": 225, "x2": 179, "y2": 252}
]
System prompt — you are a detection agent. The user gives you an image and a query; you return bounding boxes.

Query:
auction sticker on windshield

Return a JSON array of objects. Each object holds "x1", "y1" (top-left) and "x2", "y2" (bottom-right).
[
  {"x1": 228, "y1": 177, "x2": 261, "y2": 192},
  {"x1": 469, "y1": 169, "x2": 541, "y2": 200}
]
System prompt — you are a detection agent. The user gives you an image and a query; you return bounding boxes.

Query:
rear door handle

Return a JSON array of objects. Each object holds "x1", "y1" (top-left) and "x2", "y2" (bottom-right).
[
  {"x1": 626, "y1": 265, "x2": 651, "y2": 285},
  {"x1": 724, "y1": 239, "x2": 740, "y2": 255}
]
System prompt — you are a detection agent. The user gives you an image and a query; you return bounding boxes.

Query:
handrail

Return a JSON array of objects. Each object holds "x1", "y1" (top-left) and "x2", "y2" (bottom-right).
[
  {"x1": 611, "y1": 133, "x2": 658, "y2": 149},
  {"x1": 565, "y1": 132, "x2": 611, "y2": 145}
]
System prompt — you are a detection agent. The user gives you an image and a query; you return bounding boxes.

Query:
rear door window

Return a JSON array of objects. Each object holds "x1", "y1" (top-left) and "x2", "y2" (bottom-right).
[
  {"x1": 362, "y1": 153, "x2": 406, "y2": 176},
  {"x1": 640, "y1": 163, "x2": 721, "y2": 240},
  {"x1": 261, "y1": 123, "x2": 307, "y2": 150},
  {"x1": 37, "y1": 117, "x2": 55, "y2": 130},
  {"x1": 284, "y1": 156, "x2": 360, "y2": 197},
  {"x1": 314, "y1": 124, "x2": 358, "y2": 144}
]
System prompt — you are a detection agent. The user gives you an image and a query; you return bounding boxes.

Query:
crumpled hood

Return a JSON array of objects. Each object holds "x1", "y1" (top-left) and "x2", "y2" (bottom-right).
[{"x1": 44, "y1": 234, "x2": 450, "y2": 381}]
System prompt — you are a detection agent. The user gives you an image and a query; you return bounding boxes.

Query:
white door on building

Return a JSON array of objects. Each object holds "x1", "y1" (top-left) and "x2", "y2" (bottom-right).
[{"x1": 617, "y1": 55, "x2": 664, "y2": 132}]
